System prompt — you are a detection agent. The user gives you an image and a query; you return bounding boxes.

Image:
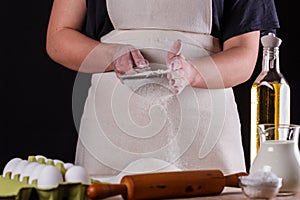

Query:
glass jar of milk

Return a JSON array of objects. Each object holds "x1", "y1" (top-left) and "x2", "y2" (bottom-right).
[{"x1": 250, "y1": 124, "x2": 300, "y2": 195}]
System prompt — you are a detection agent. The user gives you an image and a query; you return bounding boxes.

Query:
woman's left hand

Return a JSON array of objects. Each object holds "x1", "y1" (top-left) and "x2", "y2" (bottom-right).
[{"x1": 166, "y1": 40, "x2": 196, "y2": 94}]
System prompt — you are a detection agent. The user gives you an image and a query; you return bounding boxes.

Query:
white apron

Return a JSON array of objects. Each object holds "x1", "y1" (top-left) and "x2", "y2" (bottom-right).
[{"x1": 75, "y1": 0, "x2": 246, "y2": 177}]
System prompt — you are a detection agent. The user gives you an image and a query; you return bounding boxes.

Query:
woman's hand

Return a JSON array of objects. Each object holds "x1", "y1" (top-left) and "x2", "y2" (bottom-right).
[
  {"x1": 166, "y1": 40, "x2": 199, "y2": 94},
  {"x1": 111, "y1": 44, "x2": 150, "y2": 79}
]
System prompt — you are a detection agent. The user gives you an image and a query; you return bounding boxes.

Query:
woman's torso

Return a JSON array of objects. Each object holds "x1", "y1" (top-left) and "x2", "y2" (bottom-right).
[
  {"x1": 84, "y1": 0, "x2": 280, "y2": 43},
  {"x1": 76, "y1": 0, "x2": 246, "y2": 176}
]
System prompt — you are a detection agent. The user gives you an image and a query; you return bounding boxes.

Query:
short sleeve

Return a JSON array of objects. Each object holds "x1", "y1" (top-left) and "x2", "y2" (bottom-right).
[
  {"x1": 213, "y1": 0, "x2": 280, "y2": 44},
  {"x1": 84, "y1": 0, "x2": 114, "y2": 40}
]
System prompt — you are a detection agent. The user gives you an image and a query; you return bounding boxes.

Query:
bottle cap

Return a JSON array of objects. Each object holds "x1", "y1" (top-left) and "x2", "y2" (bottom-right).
[{"x1": 261, "y1": 33, "x2": 282, "y2": 48}]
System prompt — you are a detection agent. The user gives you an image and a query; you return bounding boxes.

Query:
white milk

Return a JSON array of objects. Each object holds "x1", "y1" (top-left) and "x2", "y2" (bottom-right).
[{"x1": 250, "y1": 140, "x2": 300, "y2": 193}]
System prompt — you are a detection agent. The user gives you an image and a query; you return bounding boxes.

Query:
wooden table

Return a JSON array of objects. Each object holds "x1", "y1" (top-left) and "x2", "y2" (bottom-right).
[
  {"x1": 189, "y1": 187, "x2": 300, "y2": 200},
  {"x1": 92, "y1": 174, "x2": 300, "y2": 200},
  {"x1": 102, "y1": 187, "x2": 300, "y2": 200}
]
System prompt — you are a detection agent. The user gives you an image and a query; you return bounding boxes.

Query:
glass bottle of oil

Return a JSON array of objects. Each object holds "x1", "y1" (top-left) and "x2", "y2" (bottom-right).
[{"x1": 250, "y1": 33, "x2": 290, "y2": 164}]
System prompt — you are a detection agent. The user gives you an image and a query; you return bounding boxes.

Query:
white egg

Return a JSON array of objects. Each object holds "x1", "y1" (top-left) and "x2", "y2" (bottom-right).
[
  {"x1": 63, "y1": 163, "x2": 74, "y2": 171},
  {"x1": 64, "y1": 165, "x2": 90, "y2": 184},
  {"x1": 35, "y1": 155, "x2": 47, "y2": 160},
  {"x1": 29, "y1": 164, "x2": 47, "y2": 184},
  {"x1": 37, "y1": 165, "x2": 63, "y2": 189},
  {"x1": 53, "y1": 159, "x2": 63, "y2": 165},
  {"x1": 2, "y1": 158, "x2": 22, "y2": 177},
  {"x1": 35, "y1": 155, "x2": 47, "y2": 163},
  {"x1": 19, "y1": 162, "x2": 39, "y2": 182},
  {"x1": 11, "y1": 160, "x2": 30, "y2": 180}
]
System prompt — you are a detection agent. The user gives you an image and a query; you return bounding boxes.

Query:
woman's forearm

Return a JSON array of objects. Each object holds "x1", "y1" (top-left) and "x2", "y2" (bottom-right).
[
  {"x1": 46, "y1": 0, "x2": 118, "y2": 73},
  {"x1": 190, "y1": 46, "x2": 258, "y2": 88},
  {"x1": 46, "y1": 27, "x2": 101, "y2": 72},
  {"x1": 189, "y1": 31, "x2": 259, "y2": 88}
]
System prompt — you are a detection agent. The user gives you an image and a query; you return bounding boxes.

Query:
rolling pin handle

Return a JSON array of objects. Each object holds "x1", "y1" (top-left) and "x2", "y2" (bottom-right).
[
  {"x1": 87, "y1": 183, "x2": 127, "y2": 199},
  {"x1": 225, "y1": 172, "x2": 248, "y2": 188}
]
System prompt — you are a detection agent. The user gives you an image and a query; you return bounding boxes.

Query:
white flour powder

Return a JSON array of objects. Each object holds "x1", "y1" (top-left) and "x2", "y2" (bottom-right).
[
  {"x1": 239, "y1": 169, "x2": 282, "y2": 198},
  {"x1": 124, "y1": 77, "x2": 182, "y2": 167}
]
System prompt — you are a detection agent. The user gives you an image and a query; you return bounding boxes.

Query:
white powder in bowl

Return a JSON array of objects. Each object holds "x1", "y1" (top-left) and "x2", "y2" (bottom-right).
[
  {"x1": 239, "y1": 170, "x2": 282, "y2": 198},
  {"x1": 240, "y1": 170, "x2": 281, "y2": 186}
]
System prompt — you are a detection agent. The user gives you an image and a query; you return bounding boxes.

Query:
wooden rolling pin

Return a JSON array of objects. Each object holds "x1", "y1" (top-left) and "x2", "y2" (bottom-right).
[{"x1": 87, "y1": 169, "x2": 248, "y2": 200}]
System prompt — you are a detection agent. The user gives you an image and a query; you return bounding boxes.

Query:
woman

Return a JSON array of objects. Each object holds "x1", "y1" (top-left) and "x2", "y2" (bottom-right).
[{"x1": 46, "y1": 0, "x2": 280, "y2": 177}]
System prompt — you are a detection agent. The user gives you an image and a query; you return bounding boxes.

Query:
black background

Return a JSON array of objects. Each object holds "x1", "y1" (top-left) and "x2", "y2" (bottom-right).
[{"x1": 0, "y1": 0, "x2": 297, "y2": 172}]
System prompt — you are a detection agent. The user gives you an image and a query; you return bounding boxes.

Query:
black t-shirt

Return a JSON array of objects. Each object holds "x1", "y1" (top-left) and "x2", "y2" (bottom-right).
[{"x1": 84, "y1": 0, "x2": 280, "y2": 45}]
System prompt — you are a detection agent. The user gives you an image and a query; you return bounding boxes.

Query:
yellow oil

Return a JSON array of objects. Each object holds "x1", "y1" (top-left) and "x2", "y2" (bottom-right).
[{"x1": 250, "y1": 81, "x2": 290, "y2": 164}]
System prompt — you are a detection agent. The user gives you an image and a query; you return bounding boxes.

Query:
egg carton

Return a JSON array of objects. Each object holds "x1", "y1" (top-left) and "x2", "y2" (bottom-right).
[
  {"x1": 0, "y1": 156, "x2": 93, "y2": 200},
  {"x1": 0, "y1": 174, "x2": 89, "y2": 200}
]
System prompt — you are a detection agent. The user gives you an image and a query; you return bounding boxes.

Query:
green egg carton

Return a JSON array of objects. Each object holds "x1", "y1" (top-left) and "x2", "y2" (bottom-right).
[
  {"x1": 0, "y1": 172, "x2": 89, "y2": 200},
  {"x1": 0, "y1": 156, "x2": 94, "y2": 200},
  {"x1": 0, "y1": 172, "x2": 33, "y2": 200}
]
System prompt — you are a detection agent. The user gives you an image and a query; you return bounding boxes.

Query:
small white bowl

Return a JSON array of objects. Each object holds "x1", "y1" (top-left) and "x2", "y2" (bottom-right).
[{"x1": 239, "y1": 176, "x2": 282, "y2": 199}]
